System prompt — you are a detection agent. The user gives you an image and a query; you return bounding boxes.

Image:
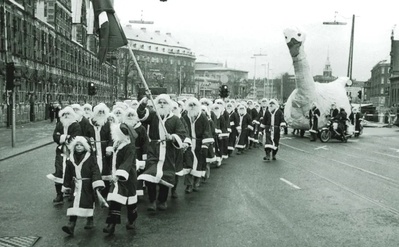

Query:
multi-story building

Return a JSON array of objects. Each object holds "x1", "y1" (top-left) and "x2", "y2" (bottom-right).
[
  {"x1": 119, "y1": 26, "x2": 196, "y2": 99},
  {"x1": 365, "y1": 60, "x2": 391, "y2": 110},
  {"x1": 195, "y1": 55, "x2": 248, "y2": 99},
  {"x1": 0, "y1": 0, "x2": 118, "y2": 127},
  {"x1": 389, "y1": 30, "x2": 399, "y2": 110}
]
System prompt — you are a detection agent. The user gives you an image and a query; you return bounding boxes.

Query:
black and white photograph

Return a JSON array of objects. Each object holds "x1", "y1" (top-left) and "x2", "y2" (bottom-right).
[{"x1": 1, "y1": 0, "x2": 399, "y2": 246}]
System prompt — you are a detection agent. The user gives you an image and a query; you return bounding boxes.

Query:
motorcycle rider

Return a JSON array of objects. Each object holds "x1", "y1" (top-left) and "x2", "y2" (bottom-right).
[{"x1": 336, "y1": 107, "x2": 348, "y2": 140}]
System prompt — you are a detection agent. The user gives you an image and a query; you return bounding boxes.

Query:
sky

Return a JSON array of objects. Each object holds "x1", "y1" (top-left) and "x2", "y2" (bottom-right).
[{"x1": 113, "y1": 0, "x2": 398, "y2": 81}]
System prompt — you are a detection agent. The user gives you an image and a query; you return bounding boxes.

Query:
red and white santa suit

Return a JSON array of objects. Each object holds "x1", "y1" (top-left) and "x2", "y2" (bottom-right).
[
  {"x1": 235, "y1": 104, "x2": 253, "y2": 153},
  {"x1": 123, "y1": 107, "x2": 149, "y2": 196},
  {"x1": 215, "y1": 99, "x2": 230, "y2": 159},
  {"x1": 47, "y1": 106, "x2": 82, "y2": 203},
  {"x1": 226, "y1": 102, "x2": 240, "y2": 154},
  {"x1": 83, "y1": 103, "x2": 93, "y2": 120},
  {"x1": 62, "y1": 136, "x2": 104, "y2": 217},
  {"x1": 86, "y1": 103, "x2": 113, "y2": 181},
  {"x1": 260, "y1": 99, "x2": 286, "y2": 160},
  {"x1": 70, "y1": 104, "x2": 91, "y2": 137},
  {"x1": 137, "y1": 94, "x2": 188, "y2": 209},
  {"x1": 182, "y1": 98, "x2": 213, "y2": 192},
  {"x1": 104, "y1": 123, "x2": 138, "y2": 231}
]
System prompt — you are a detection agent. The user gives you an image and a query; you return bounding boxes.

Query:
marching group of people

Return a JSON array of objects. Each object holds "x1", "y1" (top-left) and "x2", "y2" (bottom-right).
[{"x1": 46, "y1": 94, "x2": 288, "y2": 236}]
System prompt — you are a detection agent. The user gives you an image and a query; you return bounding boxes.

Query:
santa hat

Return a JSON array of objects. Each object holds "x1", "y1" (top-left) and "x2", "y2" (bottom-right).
[
  {"x1": 130, "y1": 100, "x2": 139, "y2": 109},
  {"x1": 107, "y1": 112, "x2": 119, "y2": 124},
  {"x1": 226, "y1": 102, "x2": 234, "y2": 113},
  {"x1": 154, "y1": 94, "x2": 172, "y2": 105},
  {"x1": 93, "y1": 103, "x2": 110, "y2": 115},
  {"x1": 211, "y1": 103, "x2": 222, "y2": 117},
  {"x1": 113, "y1": 101, "x2": 129, "y2": 111},
  {"x1": 201, "y1": 105, "x2": 210, "y2": 118},
  {"x1": 268, "y1": 99, "x2": 279, "y2": 110},
  {"x1": 83, "y1": 103, "x2": 93, "y2": 111},
  {"x1": 200, "y1": 98, "x2": 213, "y2": 107},
  {"x1": 68, "y1": 136, "x2": 91, "y2": 155},
  {"x1": 59, "y1": 106, "x2": 78, "y2": 120},
  {"x1": 70, "y1": 104, "x2": 83, "y2": 116}
]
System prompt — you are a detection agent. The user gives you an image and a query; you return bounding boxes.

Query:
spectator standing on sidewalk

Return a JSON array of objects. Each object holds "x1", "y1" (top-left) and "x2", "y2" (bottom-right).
[
  {"x1": 49, "y1": 103, "x2": 55, "y2": 123},
  {"x1": 54, "y1": 103, "x2": 61, "y2": 123}
]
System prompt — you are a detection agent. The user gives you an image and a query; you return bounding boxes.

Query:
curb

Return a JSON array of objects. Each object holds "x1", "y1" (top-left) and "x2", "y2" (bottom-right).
[{"x1": 0, "y1": 141, "x2": 53, "y2": 162}]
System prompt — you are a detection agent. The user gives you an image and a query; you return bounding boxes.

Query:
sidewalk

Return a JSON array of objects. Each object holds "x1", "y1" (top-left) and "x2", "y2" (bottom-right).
[{"x1": 0, "y1": 120, "x2": 55, "y2": 161}]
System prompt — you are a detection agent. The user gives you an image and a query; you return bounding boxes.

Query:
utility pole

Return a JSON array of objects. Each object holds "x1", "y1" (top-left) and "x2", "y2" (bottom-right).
[
  {"x1": 323, "y1": 12, "x2": 355, "y2": 82},
  {"x1": 129, "y1": 10, "x2": 154, "y2": 24},
  {"x1": 251, "y1": 52, "x2": 267, "y2": 99}
]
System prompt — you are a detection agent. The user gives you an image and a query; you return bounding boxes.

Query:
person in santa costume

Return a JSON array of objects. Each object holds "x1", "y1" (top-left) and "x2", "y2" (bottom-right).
[
  {"x1": 61, "y1": 136, "x2": 104, "y2": 235},
  {"x1": 247, "y1": 100, "x2": 259, "y2": 149},
  {"x1": 235, "y1": 104, "x2": 253, "y2": 155},
  {"x1": 83, "y1": 103, "x2": 93, "y2": 120},
  {"x1": 122, "y1": 107, "x2": 149, "y2": 197},
  {"x1": 214, "y1": 99, "x2": 230, "y2": 160},
  {"x1": 86, "y1": 103, "x2": 113, "y2": 197},
  {"x1": 103, "y1": 123, "x2": 138, "y2": 234},
  {"x1": 70, "y1": 104, "x2": 91, "y2": 137},
  {"x1": 137, "y1": 94, "x2": 188, "y2": 211},
  {"x1": 47, "y1": 106, "x2": 82, "y2": 204},
  {"x1": 308, "y1": 102, "x2": 320, "y2": 142},
  {"x1": 182, "y1": 97, "x2": 213, "y2": 193},
  {"x1": 260, "y1": 99, "x2": 286, "y2": 161},
  {"x1": 226, "y1": 102, "x2": 240, "y2": 156},
  {"x1": 200, "y1": 105, "x2": 216, "y2": 180},
  {"x1": 171, "y1": 100, "x2": 190, "y2": 198},
  {"x1": 111, "y1": 102, "x2": 128, "y2": 124}
]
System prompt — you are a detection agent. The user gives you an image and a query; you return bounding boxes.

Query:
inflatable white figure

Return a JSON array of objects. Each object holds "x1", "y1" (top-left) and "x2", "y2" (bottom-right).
[{"x1": 283, "y1": 27, "x2": 352, "y2": 130}]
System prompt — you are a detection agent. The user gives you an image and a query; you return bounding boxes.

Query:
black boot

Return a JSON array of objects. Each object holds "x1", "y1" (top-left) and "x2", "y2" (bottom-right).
[
  {"x1": 62, "y1": 221, "x2": 76, "y2": 235},
  {"x1": 103, "y1": 224, "x2": 116, "y2": 234},
  {"x1": 53, "y1": 184, "x2": 63, "y2": 205},
  {"x1": 126, "y1": 221, "x2": 136, "y2": 230},
  {"x1": 84, "y1": 217, "x2": 94, "y2": 229}
]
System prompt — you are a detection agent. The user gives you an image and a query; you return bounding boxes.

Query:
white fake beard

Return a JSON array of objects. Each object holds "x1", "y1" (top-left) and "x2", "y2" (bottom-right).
[
  {"x1": 238, "y1": 108, "x2": 246, "y2": 116},
  {"x1": 212, "y1": 108, "x2": 222, "y2": 118},
  {"x1": 157, "y1": 105, "x2": 171, "y2": 117},
  {"x1": 187, "y1": 106, "x2": 200, "y2": 119},
  {"x1": 60, "y1": 116, "x2": 75, "y2": 127},
  {"x1": 92, "y1": 114, "x2": 108, "y2": 126},
  {"x1": 269, "y1": 105, "x2": 277, "y2": 112},
  {"x1": 226, "y1": 107, "x2": 234, "y2": 113}
]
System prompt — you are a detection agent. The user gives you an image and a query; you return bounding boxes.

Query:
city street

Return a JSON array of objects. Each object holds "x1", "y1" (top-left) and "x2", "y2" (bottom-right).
[{"x1": 1, "y1": 127, "x2": 399, "y2": 247}]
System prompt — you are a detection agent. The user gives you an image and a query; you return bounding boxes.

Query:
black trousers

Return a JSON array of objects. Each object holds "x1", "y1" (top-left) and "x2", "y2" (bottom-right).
[
  {"x1": 265, "y1": 148, "x2": 278, "y2": 156},
  {"x1": 146, "y1": 182, "x2": 169, "y2": 203},
  {"x1": 106, "y1": 201, "x2": 137, "y2": 225}
]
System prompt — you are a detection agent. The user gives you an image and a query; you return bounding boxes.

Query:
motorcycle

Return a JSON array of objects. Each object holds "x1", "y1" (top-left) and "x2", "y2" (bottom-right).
[{"x1": 319, "y1": 119, "x2": 353, "y2": 143}]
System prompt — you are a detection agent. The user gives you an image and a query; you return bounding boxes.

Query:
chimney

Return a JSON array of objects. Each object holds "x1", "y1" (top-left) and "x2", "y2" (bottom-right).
[
  {"x1": 155, "y1": 30, "x2": 160, "y2": 35},
  {"x1": 141, "y1": 27, "x2": 146, "y2": 32},
  {"x1": 166, "y1": 32, "x2": 171, "y2": 36}
]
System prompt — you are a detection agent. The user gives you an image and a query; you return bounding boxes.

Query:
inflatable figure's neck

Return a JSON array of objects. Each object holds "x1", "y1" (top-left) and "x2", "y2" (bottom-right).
[{"x1": 292, "y1": 48, "x2": 315, "y2": 96}]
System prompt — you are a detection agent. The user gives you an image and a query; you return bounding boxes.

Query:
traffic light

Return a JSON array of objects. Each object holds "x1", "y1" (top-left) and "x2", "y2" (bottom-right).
[
  {"x1": 219, "y1": 85, "x2": 229, "y2": 98},
  {"x1": 6, "y1": 62, "x2": 15, "y2": 90},
  {"x1": 88, "y1": 82, "x2": 96, "y2": 96},
  {"x1": 357, "y1": 90, "x2": 362, "y2": 99}
]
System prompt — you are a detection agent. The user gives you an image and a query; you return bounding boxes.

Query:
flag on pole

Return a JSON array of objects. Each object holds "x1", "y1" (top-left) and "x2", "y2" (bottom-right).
[{"x1": 91, "y1": 0, "x2": 128, "y2": 64}]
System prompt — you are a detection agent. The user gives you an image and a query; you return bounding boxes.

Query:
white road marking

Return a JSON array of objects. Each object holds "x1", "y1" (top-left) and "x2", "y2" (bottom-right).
[
  {"x1": 280, "y1": 137, "x2": 292, "y2": 140},
  {"x1": 280, "y1": 178, "x2": 301, "y2": 190},
  {"x1": 374, "y1": 151, "x2": 399, "y2": 159},
  {"x1": 389, "y1": 148, "x2": 399, "y2": 153},
  {"x1": 315, "y1": 146, "x2": 328, "y2": 150}
]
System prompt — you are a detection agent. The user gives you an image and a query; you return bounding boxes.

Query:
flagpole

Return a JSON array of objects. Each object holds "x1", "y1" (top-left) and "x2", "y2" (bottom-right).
[{"x1": 127, "y1": 45, "x2": 168, "y2": 134}]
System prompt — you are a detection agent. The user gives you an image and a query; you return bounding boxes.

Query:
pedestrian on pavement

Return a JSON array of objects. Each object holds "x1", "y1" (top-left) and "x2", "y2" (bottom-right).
[
  {"x1": 137, "y1": 94, "x2": 187, "y2": 211},
  {"x1": 47, "y1": 106, "x2": 82, "y2": 204},
  {"x1": 103, "y1": 123, "x2": 138, "y2": 234},
  {"x1": 260, "y1": 99, "x2": 286, "y2": 161},
  {"x1": 54, "y1": 103, "x2": 61, "y2": 123},
  {"x1": 308, "y1": 102, "x2": 320, "y2": 142},
  {"x1": 49, "y1": 103, "x2": 55, "y2": 122},
  {"x1": 61, "y1": 136, "x2": 105, "y2": 235}
]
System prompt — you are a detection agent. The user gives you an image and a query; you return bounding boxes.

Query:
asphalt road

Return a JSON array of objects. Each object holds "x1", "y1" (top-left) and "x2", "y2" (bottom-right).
[{"x1": 1, "y1": 128, "x2": 399, "y2": 247}]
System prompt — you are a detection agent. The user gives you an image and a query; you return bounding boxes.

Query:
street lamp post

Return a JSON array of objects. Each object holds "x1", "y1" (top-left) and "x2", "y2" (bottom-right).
[{"x1": 251, "y1": 52, "x2": 267, "y2": 99}]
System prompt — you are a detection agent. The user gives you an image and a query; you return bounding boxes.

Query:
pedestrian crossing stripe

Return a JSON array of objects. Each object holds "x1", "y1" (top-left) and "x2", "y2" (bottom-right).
[{"x1": 0, "y1": 236, "x2": 40, "y2": 247}]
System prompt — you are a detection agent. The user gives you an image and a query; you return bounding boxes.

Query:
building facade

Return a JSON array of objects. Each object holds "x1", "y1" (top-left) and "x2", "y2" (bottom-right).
[
  {"x1": 118, "y1": 26, "x2": 196, "y2": 99},
  {"x1": 313, "y1": 56, "x2": 338, "y2": 84},
  {"x1": 389, "y1": 31, "x2": 399, "y2": 111},
  {"x1": 365, "y1": 60, "x2": 391, "y2": 110},
  {"x1": 195, "y1": 56, "x2": 249, "y2": 99},
  {"x1": 0, "y1": 0, "x2": 118, "y2": 127}
]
